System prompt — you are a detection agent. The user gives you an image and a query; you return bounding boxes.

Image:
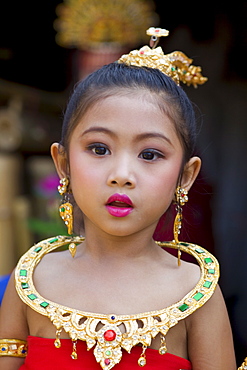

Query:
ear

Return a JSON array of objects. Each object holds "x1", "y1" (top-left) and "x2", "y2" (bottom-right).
[
  {"x1": 180, "y1": 156, "x2": 201, "y2": 191},
  {"x1": 50, "y1": 142, "x2": 69, "y2": 179}
]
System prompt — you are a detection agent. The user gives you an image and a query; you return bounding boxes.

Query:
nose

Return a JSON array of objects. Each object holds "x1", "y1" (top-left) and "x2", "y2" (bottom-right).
[{"x1": 106, "y1": 155, "x2": 136, "y2": 189}]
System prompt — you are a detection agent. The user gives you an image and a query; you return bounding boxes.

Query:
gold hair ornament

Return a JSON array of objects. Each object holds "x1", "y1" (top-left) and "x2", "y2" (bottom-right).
[
  {"x1": 238, "y1": 358, "x2": 247, "y2": 370},
  {"x1": 15, "y1": 235, "x2": 219, "y2": 369},
  {"x1": 0, "y1": 339, "x2": 27, "y2": 358},
  {"x1": 118, "y1": 27, "x2": 208, "y2": 87}
]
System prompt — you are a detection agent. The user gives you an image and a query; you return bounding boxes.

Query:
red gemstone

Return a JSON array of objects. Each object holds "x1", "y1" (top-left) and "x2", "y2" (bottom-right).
[
  {"x1": 105, "y1": 359, "x2": 111, "y2": 365},
  {"x1": 104, "y1": 330, "x2": 116, "y2": 341}
]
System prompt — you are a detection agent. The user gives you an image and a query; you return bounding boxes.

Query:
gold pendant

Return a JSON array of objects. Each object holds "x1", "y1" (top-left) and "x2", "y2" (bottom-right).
[
  {"x1": 159, "y1": 335, "x2": 167, "y2": 355},
  {"x1": 138, "y1": 346, "x2": 147, "y2": 367},
  {"x1": 69, "y1": 242, "x2": 76, "y2": 258},
  {"x1": 138, "y1": 356, "x2": 146, "y2": 367},
  {"x1": 71, "y1": 341, "x2": 78, "y2": 359}
]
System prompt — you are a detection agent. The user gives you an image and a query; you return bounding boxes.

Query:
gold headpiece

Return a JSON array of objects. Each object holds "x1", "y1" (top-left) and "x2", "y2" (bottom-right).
[
  {"x1": 238, "y1": 358, "x2": 247, "y2": 370},
  {"x1": 118, "y1": 27, "x2": 208, "y2": 88}
]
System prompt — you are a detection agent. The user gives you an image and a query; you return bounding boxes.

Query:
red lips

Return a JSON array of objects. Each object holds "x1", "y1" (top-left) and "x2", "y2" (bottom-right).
[{"x1": 106, "y1": 193, "x2": 133, "y2": 217}]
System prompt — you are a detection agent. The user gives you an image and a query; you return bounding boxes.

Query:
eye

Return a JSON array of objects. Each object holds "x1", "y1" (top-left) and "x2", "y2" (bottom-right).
[
  {"x1": 87, "y1": 144, "x2": 110, "y2": 156},
  {"x1": 140, "y1": 149, "x2": 164, "y2": 161}
]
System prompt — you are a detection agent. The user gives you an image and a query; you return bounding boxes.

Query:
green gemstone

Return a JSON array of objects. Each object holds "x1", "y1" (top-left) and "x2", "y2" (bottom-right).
[
  {"x1": 203, "y1": 281, "x2": 212, "y2": 288},
  {"x1": 28, "y1": 294, "x2": 37, "y2": 301},
  {"x1": 193, "y1": 292, "x2": 204, "y2": 301},
  {"x1": 34, "y1": 246, "x2": 42, "y2": 253},
  {"x1": 180, "y1": 242, "x2": 189, "y2": 246},
  {"x1": 171, "y1": 66, "x2": 177, "y2": 71},
  {"x1": 20, "y1": 269, "x2": 27, "y2": 277},
  {"x1": 21, "y1": 283, "x2": 29, "y2": 289},
  {"x1": 105, "y1": 350, "x2": 112, "y2": 357},
  {"x1": 195, "y1": 248, "x2": 204, "y2": 254},
  {"x1": 178, "y1": 303, "x2": 189, "y2": 312},
  {"x1": 40, "y1": 301, "x2": 49, "y2": 308},
  {"x1": 204, "y1": 257, "x2": 213, "y2": 264},
  {"x1": 60, "y1": 207, "x2": 65, "y2": 212},
  {"x1": 208, "y1": 269, "x2": 215, "y2": 274},
  {"x1": 49, "y1": 237, "x2": 59, "y2": 244}
]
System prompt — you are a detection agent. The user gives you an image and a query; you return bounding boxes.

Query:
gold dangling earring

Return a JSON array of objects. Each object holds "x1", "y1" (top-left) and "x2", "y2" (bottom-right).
[
  {"x1": 58, "y1": 177, "x2": 74, "y2": 238},
  {"x1": 174, "y1": 186, "x2": 188, "y2": 266}
]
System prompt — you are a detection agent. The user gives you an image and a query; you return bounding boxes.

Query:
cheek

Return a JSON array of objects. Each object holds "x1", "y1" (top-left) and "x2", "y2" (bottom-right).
[
  {"x1": 143, "y1": 165, "x2": 181, "y2": 213},
  {"x1": 148, "y1": 181, "x2": 175, "y2": 207},
  {"x1": 69, "y1": 153, "x2": 104, "y2": 193},
  {"x1": 146, "y1": 162, "x2": 181, "y2": 192}
]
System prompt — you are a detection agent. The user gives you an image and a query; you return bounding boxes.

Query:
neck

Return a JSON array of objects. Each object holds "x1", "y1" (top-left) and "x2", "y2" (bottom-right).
[{"x1": 79, "y1": 223, "x2": 161, "y2": 264}]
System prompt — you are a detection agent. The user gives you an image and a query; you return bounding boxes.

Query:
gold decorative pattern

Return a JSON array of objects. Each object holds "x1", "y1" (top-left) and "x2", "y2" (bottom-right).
[
  {"x1": 118, "y1": 28, "x2": 208, "y2": 87},
  {"x1": 15, "y1": 236, "x2": 219, "y2": 369},
  {"x1": 0, "y1": 339, "x2": 27, "y2": 358}
]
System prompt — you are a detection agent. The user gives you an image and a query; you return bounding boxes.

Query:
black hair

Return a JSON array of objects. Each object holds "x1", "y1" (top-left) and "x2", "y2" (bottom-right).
[{"x1": 60, "y1": 62, "x2": 197, "y2": 163}]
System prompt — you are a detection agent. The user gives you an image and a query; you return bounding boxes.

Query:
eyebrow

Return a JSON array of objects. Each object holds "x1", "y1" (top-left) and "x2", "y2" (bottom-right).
[
  {"x1": 81, "y1": 127, "x2": 173, "y2": 146},
  {"x1": 134, "y1": 132, "x2": 173, "y2": 146},
  {"x1": 81, "y1": 127, "x2": 117, "y2": 138}
]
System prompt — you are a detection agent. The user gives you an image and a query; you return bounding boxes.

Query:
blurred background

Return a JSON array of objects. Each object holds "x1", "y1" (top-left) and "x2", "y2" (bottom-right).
[{"x1": 0, "y1": 0, "x2": 246, "y2": 364}]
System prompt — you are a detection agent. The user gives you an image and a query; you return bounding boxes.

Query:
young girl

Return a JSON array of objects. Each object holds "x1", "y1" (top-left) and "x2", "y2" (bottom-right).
[{"x1": 0, "y1": 28, "x2": 236, "y2": 370}]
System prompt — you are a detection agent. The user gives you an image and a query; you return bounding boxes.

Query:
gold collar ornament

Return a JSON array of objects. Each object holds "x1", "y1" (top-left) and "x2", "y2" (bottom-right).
[
  {"x1": 15, "y1": 236, "x2": 219, "y2": 369},
  {"x1": 118, "y1": 27, "x2": 208, "y2": 87}
]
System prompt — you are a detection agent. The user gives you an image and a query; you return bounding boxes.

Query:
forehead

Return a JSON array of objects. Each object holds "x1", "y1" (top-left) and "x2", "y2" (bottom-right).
[
  {"x1": 93, "y1": 87, "x2": 173, "y2": 116},
  {"x1": 71, "y1": 92, "x2": 181, "y2": 147},
  {"x1": 92, "y1": 91, "x2": 160, "y2": 115},
  {"x1": 65, "y1": 87, "x2": 178, "y2": 143}
]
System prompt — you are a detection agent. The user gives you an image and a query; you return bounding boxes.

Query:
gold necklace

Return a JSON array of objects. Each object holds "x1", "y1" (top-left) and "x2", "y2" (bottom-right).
[{"x1": 15, "y1": 236, "x2": 219, "y2": 369}]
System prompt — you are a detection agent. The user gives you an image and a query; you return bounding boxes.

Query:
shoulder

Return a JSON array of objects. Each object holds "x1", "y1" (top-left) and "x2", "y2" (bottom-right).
[
  {"x1": 176, "y1": 257, "x2": 201, "y2": 294},
  {"x1": 186, "y1": 285, "x2": 236, "y2": 370},
  {"x1": 181, "y1": 257, "x2": 201, "y2": 278},
  {"x1": 186, "y1": 284, "x2": 228, "y2": 327},
  {"x1": 34, "y1": 248, "x2": 69, "y2": 280}
]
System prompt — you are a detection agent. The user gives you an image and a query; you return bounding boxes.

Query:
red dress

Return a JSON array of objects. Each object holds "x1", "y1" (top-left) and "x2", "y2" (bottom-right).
[{"x1": 19, "y1": 336, "x2": 192, "y2": 370}]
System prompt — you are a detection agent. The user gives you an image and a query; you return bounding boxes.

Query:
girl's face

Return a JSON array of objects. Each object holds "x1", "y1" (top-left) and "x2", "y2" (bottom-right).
[{"x1": 53, "y1": 92, "x2": 200, "y2": 238}]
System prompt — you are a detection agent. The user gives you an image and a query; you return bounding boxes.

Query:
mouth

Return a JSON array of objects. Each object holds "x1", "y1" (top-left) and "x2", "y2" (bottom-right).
[
  {"x1": 106, "y1": 194, "x2": 133, "y2": 217},
  {"x1": 108, "y1": 200, "x2": 131, "y2": 207},
  {"x1": 106, "y1": 194, "x2": 133, "y2": 207}
]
